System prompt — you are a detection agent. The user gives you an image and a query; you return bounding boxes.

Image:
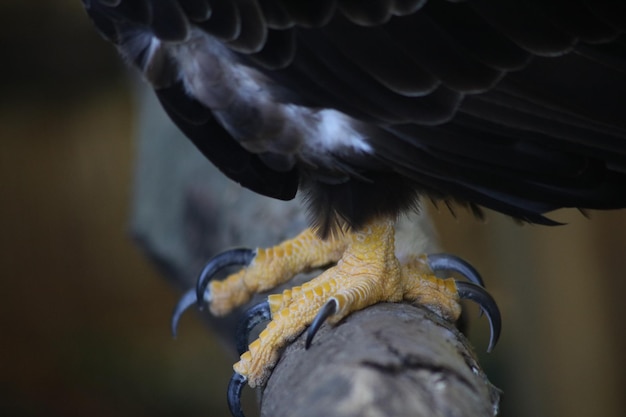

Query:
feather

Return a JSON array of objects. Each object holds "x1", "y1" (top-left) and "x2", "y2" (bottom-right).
[
  {"x1": 226, "y1": 0, "x2": 267, "y2": 53},
  {"x1": 84, "y1": 0, "x2": 626, "y2": 232},
  {"x1": 178, "y1": 0, "x2": 212, "y2": 22},
  {"x1": 196, "y1": 0, "x2": 240, "y2": 41},
  {"x1": 148, "y1": 1, "x2": 190, "y2": 42},
  {"x1": 273, "y1": 0, "x2": 336, "y2": 28}
]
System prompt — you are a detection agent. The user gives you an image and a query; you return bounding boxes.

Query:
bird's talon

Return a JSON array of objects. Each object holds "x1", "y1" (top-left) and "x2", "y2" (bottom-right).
[
  {"x1": 428, "y1": 253, "x2": 487, "y2": 317},
  {"x1": 170, "y1": 288, "x2": 198, "y2": 338},
  {"x1": 455, "y1": 281, "x2": 501, "y2": 352},
  {"x1": 306, "y1": 298, "x2": 339, "y2": 349},
  {"x1": 171, "y1": 249, "x2": 256, "y2": 339},
  {"x1": 195, "y1": 248, "x2": 256, "y2": 307},
  {"x1": 427, "y1": 253, "x2": 485, "y2": 287},
  {"x1": 236, "y1": 301, "x2": 272, "y2": 356},
  {"x1": 227, "y1": 372, "x2": 247, "y2": 417}
]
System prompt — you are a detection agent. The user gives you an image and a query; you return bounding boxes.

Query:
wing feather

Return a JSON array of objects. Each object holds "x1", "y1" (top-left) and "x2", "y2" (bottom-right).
[{"x1": 84, "y1": 0, "x2": 626, "y2": 227}]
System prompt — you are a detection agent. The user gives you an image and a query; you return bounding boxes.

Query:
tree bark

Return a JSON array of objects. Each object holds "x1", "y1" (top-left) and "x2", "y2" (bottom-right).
[{"x1": 261, "y1": 303, "x2": 500, "y2": 417}]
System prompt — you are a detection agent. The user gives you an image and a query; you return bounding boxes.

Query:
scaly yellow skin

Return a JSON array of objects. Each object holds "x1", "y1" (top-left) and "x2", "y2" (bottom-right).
[
  {"x1": 209, "y1": 228, "x2": 348, "y2": 316},
  {"x1": 211, "y1": 217, "x2": 462, "y2": 388}
]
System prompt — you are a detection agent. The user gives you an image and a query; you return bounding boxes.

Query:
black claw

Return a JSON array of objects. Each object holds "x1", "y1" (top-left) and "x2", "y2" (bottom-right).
[
  {"x1": 236, "y1": 301, "x2": 272, "y2": 356},
  {"x1": 171, "y1": 288, "x2": 199, "y2": 338},
  {"x1": 306, "y1": 298, "x2": 338, "y2": 349},
  {"x1": 455, "y1": 281, "x2": 501, "y2": 353},
  {"x1": 427, "y1": 253, "x2": 485, "y2": 287},
  {"x1": 195, "y1": 248, "x2": 256, "y2": 308},
  {"x1": 227, "y1": 372, "x2": 247, "y2": 417}
]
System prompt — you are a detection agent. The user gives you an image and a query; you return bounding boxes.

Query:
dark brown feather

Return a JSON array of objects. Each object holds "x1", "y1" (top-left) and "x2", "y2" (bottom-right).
[{"x1": 83, "y1": 0, "x2": 626, "y2": 232}]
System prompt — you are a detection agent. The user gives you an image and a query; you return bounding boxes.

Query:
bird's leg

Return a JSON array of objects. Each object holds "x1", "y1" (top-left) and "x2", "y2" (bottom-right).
[
  {"x1": 233, "y1": 217, "x2": 499, "y2": 389},
  {"x1": 233, "y1": 218, "x2": 402, "y2": 387},
  {"x1": 172, "y1": 216, "x2": 500, "y2": 417}
]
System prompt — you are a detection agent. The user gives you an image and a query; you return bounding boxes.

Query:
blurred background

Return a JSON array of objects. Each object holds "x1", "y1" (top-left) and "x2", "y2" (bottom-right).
[{"x1": 1, "y1": 2, "x2": 624, "y2": 417}]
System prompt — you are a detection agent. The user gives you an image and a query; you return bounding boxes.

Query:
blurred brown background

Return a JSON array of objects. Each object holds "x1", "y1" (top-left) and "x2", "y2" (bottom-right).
[{"x1": 1, "y1": 2, "x2": 624, "y2": 417}]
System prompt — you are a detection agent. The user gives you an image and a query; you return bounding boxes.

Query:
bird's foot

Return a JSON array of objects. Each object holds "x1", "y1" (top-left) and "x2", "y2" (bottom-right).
[
  {"x1": 235, "y1": 218, "x2": 404, "y2": 387},
  {"x1": 172, "y1": 217, "x2": 500, "y2": 417},
  {"x1": 170, "y1": 227, "x2": 347, "y2": 336},
  {"x1": 230, "y1": 218, "x2": 500, "y2": 388},
  {"x1": 208, "y1": 228, "x2": 347, "y2": 316}
]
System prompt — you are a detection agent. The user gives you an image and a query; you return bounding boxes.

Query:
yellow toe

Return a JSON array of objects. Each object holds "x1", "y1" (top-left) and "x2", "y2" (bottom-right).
[{"x1": 233, "y1": 216, "x2": 462, "y2": 387}]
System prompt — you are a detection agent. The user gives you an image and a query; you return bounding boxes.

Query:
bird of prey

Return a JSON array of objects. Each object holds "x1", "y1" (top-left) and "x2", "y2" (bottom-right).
[{"x1": 83, "y1": 1, "x2": 626, "y2": 416}]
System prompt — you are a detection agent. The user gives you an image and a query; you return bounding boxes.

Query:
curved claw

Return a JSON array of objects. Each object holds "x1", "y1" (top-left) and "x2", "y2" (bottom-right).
[
  {"x1": 236, "y1": 301, "x2": 272, "y2": 356},
  {"x1": 455, "y1": 281, "x2": 501, "y2": 353},
  {"x1": 170, "y1": 288, "x2": 204, "y2": 338},
  {"x1": 427, "y1": 253, "x2": 485, "y2": 287},
  {"x1": 195, "y1": 248, "x2": 256, "y2": 309},
  {"x1": 227, "y1": 372, "x2": 247, "y2": 417},
  {"x1": 306, "y1": 298, "x2": 338, "y2": 349}
]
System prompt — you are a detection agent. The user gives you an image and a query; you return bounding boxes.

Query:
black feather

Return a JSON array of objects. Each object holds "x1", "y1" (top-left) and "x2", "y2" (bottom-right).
[
  {"x1": 84, "y1": 0, "x2": 626, "y2": 233},
  {"x1": 196, "y1": 0, "x2": 240, "y2": 41},
  {"x1": 156, "y1": 82, "x2": 299, "y2": 200},
  {"x1": 178, "y1": 0, "x2": 211, "y2": 22}
]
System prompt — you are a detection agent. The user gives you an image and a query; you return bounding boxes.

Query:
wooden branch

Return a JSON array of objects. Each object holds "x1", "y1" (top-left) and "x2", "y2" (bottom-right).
[{"x1": 261, "y1": 303, "x2": 500, "y2": 417}]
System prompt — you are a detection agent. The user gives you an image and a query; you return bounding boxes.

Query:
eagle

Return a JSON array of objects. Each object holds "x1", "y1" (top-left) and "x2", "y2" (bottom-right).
[{"x1": 83, "y1": 1, "x2": 626, "y2": 416}]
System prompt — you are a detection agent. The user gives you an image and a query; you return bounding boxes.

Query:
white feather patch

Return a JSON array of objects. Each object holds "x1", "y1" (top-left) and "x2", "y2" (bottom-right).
[
  {"x1": 166, "y1": 30, "x2": 373, "y2": 161},
  {"x1": 310, "y1": 109, "x2": 372, "y2": 154}
]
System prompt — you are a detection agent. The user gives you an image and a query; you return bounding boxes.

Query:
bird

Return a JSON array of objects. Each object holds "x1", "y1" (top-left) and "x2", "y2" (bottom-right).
[{"x1": 83, "y1": 1, "x2": 626, "y2": 416}]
